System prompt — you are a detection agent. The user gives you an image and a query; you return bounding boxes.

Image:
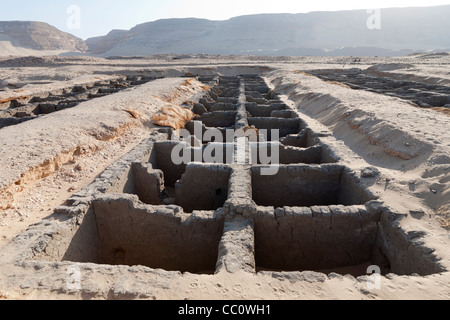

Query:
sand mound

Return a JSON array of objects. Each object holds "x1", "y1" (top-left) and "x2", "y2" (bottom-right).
[{"x1": 152, "y1": 105, "x2": 197, "y2": 131}]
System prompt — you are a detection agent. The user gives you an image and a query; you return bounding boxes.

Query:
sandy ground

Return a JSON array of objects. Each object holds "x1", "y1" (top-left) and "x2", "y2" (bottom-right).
[
  {"x1": 0, "y1": 41, "x2": 72, "y2": 57},
  {"x1": 0, "y1": 54, "x2": 449, "y2": 300}
]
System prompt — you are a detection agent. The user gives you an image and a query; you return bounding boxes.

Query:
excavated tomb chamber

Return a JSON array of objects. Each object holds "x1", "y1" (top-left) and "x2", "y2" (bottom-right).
[
  {"x1": 254, "y1": 204, "x2": 445, "y2": 277},
  {"x1": 48, "y1": 197, "x2": 225, "y2": 274},
  {"x1": 254, "y1": 205, "x2": 382, "y2": 276},
  {"x1": 251, "y1": 164, "x2": 373, "y2": 208},
  {"x1": 251, "y1": 164, "x2": 444, "y2": 277},
  {"x1": 34, "y1": 142, "x2": 230, "y2": 274},
  {"x1": 105, "y1": 141, "x2": 232, "y2": 213}
]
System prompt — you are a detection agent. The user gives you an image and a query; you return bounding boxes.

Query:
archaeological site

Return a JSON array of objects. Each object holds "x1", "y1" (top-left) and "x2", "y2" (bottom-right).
[{"x1": 0, "y1": 53, "x2": 449, "y2": 300}]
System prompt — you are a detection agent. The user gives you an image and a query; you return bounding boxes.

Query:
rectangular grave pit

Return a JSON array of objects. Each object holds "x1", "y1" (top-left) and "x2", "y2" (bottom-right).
[
  {"x1": 36, "y1": 196, "x2": 224, "y2": 275},
  {"x1": 105, "y1": 141, "x2": 232, "y2": 213},
  {"x1": 251, "y1": 164, "x2": 374, "y2": 208},
  {"x1": 254, "y1": 205, "x2": 445, "y2": 277}
]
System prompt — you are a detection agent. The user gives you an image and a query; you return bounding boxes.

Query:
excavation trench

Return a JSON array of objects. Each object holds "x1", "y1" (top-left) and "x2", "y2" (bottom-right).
[
  {"x1": 254, "y1": 205, "x2": 381, "y2": 276},
  {"x1": 0, "y1": 76, "x2": 154, "y2": 129},
  {"x1": 253, "y1": 205, "x2": 444, "y2": 276},
  {"x1": 58, "y1": 196, "x2": 225, "y2": 274},
  {"x1": 24, "y1": 74, "x2": 446, "y2": 281},
  {"x1": 251, "y1": 165, "x2": 373, "y2": 208},
  {"x1": 308, "y1": 68, "x2": 450, "y2": 109}
]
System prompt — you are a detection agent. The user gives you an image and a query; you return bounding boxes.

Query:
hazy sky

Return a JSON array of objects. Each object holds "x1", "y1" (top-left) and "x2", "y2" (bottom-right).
[{"x1": 0, "y1": 0, "x2": 449, "y2": 39}]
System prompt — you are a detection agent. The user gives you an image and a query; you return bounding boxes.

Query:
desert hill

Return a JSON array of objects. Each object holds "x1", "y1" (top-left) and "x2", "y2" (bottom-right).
[
  {"x1": 0, "y1": 21, "x2": 87, "y2": 54},
  {"x1": 86, "y1": 6, "x2": 450, "y2": 56},
  {"x1": 0, "y1": 5, "x2": 449, "y2": 57}
]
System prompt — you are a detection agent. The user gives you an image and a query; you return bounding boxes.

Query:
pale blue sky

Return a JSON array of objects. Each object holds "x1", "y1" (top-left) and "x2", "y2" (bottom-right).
[{"x1": 1, "y1": 0, "x2": 449, "y2": 39}]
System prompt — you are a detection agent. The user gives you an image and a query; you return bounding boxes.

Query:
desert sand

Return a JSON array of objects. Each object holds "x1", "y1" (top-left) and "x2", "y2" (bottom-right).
[{"x1": 0, "y1": 54, "x2": 448, "y2": 300}]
